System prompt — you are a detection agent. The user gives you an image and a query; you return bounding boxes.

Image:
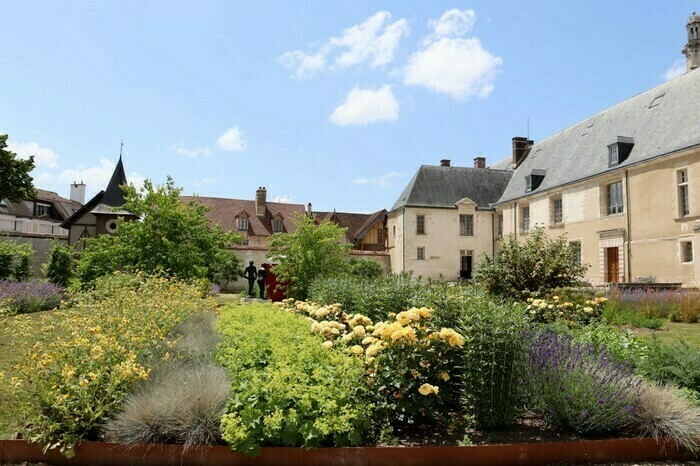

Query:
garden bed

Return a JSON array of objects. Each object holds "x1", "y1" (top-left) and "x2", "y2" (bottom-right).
[{"x1": 0, "y1": 437, "x2": 694, "y2": 466}]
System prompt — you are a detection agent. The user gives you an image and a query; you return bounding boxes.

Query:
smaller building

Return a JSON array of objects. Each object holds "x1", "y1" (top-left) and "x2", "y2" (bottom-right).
[
  {"x1": 388, "y1": 158, "x2": 512, "y2": 281},
  {"x1": 61, "y1": 156, "x2": 137, "y2": 251},
  {"x1": 0, "y1": 187, "x2": 83, "y2": 238}
]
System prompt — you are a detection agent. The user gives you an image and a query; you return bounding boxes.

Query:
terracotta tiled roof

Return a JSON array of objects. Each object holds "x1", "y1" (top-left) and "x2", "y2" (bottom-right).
[{"x1": 181, "y1": 196, "x2": 306, "y2": 236}]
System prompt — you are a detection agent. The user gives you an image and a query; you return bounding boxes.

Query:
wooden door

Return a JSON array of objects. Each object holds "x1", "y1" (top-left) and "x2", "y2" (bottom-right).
[{"x1": 606, "y1": 247, "x2": 620, "y2": 283}]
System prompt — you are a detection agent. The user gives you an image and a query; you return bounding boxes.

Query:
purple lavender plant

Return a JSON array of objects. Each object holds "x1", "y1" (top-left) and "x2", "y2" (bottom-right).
[
  {"x1": 0, "y1": 280, "x2": 64, "y2": 315},
  {"x1": 523, "y1": 330, "x2": 642, "y2": 435}
]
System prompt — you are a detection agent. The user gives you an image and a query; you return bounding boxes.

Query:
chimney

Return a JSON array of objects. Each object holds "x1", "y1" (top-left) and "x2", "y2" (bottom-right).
[
  {"x1": 440, "y1": 159, "x2": 451, "y2": 167},
  {"x1": 512, "y1": 137, "x2": 534, "y2": 168},
  {"x1": 70, "y1": 180, "x2": 86, "y2": 204},
  {"x1": 306, "y1": 202, "x2": 313, "y2": 217},
  {"x1": 474, "y1": 156, "x2": 486, "y2": 169},
  {"x1": 255, "y1": 187, "x2": 266, "y2": 217}
]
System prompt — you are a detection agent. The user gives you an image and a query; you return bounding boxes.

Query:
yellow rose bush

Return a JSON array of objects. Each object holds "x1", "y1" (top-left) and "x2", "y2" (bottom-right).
[
  {"x1": 525, "y1": 295, "x2": 606, "y2": 326},
  {"x1": 14, "y1": 273, "x2": 216, "y2": 456},
  {"x1": 277, "y1": 299, "x2": 465, "y2": 427}
]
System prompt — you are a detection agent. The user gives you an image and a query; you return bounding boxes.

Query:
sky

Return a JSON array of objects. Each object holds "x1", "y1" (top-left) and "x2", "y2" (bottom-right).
[{"x1": 1, "y1": 1, "x2": 697, "y2": 213}]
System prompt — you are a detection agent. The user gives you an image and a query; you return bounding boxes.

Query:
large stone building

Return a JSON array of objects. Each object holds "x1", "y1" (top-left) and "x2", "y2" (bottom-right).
[{"x1": 389, "y1": 13, "x2": 700, "y2": 288}]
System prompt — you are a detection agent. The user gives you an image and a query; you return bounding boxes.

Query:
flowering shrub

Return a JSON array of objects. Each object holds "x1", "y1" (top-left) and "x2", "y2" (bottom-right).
[
  {"x1": 277, "y1": 299, "x2": 465, "y2": 427},
  {"x1": 216, "y1": 304, "x2": 372, "y2": 455},
  {"x1": 606, "y1": 288, "x2": 700, "y2": 324},
  {"x1": 525, "y1": 295, "x2": 607, "y2": 326},
  {"x1": 0, "y1": 280, "x2": 63, "y2": 315},
  {"x1": 523, "y1": 330, "x2": 642, "y2": 435},
  {"x1": 14, "y1": 273, "x2": 216, "y2": 456}
]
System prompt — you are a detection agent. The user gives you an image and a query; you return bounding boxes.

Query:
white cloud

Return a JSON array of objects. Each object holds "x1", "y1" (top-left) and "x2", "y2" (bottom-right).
[
  {"x1": 191, "y1": 177, "x2": 217, "y2": 188},
  {"x1": 216, "y1": 127, "x2": 246, "y2": 152},
  {"x1": 664, "y1": 59, "x2": 686, "y2": 81},
  {"x1": 404, "y1": 37, "x2": 502, "y2": 100},
  {"x1": 353, "y1": 171, "x2": 403, "y2": 188},
  {"x1": 330, "y1": 85, "x2": 399, "y2": 126},
  {"x1": 279, "y1": 11, "x2": 409, "y2": 79},
  {"x1": 8, "y1": 141, "x2": 59, "y2": 168},
  {"x1": 277, "y1": 50, "x2": 326, "y2": 80},
  {"x1": 170, "y1": 143, "x2": 212, "y2": 157},
  {"x1": 426, "y1": 9, "x2": 476, "y2": 42},
  {"x1": 272, "y1": 195, "x2": 293, "y2": 204}
]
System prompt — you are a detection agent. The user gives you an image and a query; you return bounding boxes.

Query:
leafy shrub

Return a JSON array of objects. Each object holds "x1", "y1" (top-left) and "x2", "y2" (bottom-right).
[
  {"x1": 0, "y1": 240, "x2": 34, "y2": 281},
  {"x1": 347, "y1": 258, "x2": 383, "y2": 279},
  {"x1": 308, "y1": 273, "x2": 423, "y2": 322},
  {"x1": 573, "y1": 323, "x2": 648, "y2": 367},
  {"x1": 216, "y1": 304, "x2": 372, "y2": 455},
  {"x1": 525, "y1": 295, "x2": 606, "y2": 326},
  {"x1": 43, "y1": 241, "x2": 74, "y2": 288},
  {"x1": 633, "y1": 382, "x2": 700, "y2": 452},
  {"x1": 0, "y1": 280, "x2": 63, "y2": 315},
  {"x1": 278, "y1": 299, "x2": 465, "y2": 428},
  {"x1": 638, "y1": 338, "x2": 700, "y2": 393},
  {"x1": 602, "y1": 304, "x2": 665, "y2": 330},
  {"x1": 523, "y1": 330, "x2": 642, "y2": 435},
  {"x1": 15, "y1": 274, "x2": 216, "y2": 455},
  {"x1": 475, "y1": 227, "x2": 588, "y2": 300},
  {"x1": 457, "y1": 292, "x2": 530, "y2": 430}
]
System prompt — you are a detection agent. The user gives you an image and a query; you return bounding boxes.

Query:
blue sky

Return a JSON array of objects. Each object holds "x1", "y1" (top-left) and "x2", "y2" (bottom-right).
[{"x1": 1, "y1": 1, "x2": 696, "y2": 213}]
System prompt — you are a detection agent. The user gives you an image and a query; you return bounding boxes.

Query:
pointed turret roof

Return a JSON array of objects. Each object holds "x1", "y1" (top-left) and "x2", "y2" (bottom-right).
[{"x1": 102, "y1": 156, "x2": 128, "y2": 207}]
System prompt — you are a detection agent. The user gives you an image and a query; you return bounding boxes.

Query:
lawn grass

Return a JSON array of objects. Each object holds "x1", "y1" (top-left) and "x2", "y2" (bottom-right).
[
  {"x1": 631, "y1": 321, "x2": 700, "y2": 348},
  {"x1": 214, "y1": 293, "x2": 241, "y2": 306},
  {"x1": 0, "y1": 310, "x2": 67, "y2": 439}
]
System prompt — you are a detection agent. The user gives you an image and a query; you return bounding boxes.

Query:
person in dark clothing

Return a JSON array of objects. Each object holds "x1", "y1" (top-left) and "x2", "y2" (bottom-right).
[
  {"x1": 257, "y1": 264, "x2": 268, "y2": 299},
  {"x1": 243, "y1": 261, "x2": 257, "y2": 297}
]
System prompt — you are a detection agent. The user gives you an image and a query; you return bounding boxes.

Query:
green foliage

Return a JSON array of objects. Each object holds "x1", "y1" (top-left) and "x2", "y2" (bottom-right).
[
  {"x1": 346, "y1": 258, "x2": 383, "y2": 279},
  {"x1": 0, "y1": 134, "x2": 36, "y2": 203},
  {"x1": 639, "y1": 337, "x2": 700, "y2": 393},
  {"x1": 212, "y1": 250, "x2": 241, "y2": 289},
  {"x1": 475, "y1": 227, "x2": 588, "y2": 299},
  {"x1": 216, "y1": 304, "x2": 372, "y2": 455},
  {"x1": 76, "y1": 177, "x2": 242, "y2": 287},
  {"x1": 43, "y1": 241, "x2": 74, "y2": 287},
  {"x1": 457, "y1": 290, "x2": 530, "y2": 430},
  {"x1": 308, "y1": 273, "x2": 423, "y2": 322},
  {"x1": 573, "y1": 323, "x2": 648, "y2": 367},
  {"x1": 0, "y1": 239, "x2": 34, "y2": 281},
  {"x1": 603, "y1": 304, "x2": 665, "y2": 329},
  {"x1": 268, "y1": 214, "x2": 352, "y2": 300}
]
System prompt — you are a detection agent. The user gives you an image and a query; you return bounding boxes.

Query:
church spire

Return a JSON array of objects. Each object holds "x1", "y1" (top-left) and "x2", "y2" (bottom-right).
[{"x1": 102, "y1": 145, "x2": 128, "y2": 207}]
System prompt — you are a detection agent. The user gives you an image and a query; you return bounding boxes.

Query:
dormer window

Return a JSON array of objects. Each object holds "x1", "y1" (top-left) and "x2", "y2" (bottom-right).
[
  {"x1": 607, "y1": 136, "x2": 634, "y2": 167},
  {"x1": 236, "y1": 215, "x2": 248, "y2": 231},
  {"x1": 525, "y1": 169, "x2": 546, "y2": 193},
  {"x1": 33, "y1": 202, "x2": 52, "y2": 218},
  {"x1": 272, "y1": 217, "x2": 283, "y2": 233}
]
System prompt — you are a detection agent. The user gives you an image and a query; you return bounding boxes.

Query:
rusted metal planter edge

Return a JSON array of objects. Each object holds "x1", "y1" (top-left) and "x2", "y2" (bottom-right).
[{"x1": 0, "y1": 437, "x2": 695, "y2": 466}]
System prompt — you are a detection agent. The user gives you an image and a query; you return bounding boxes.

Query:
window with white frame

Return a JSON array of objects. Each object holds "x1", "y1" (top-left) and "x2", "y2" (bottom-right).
[
  {"x1": 608, "y1": 144, "x2": 619, "y2": 166},
  {"x1": 417, "y1": 247, "x2": 425, "y2": 260},
  {"x1": 236, "y1": 215, "x2": 248, "y2": 231},
  {"x1": 606, "y1": 181, "x2": 624, "y2": 215},
  {"x1": 34, "y1": 202, "x2": 51, "y2": 218},
  {"x1": 416, "y1": 215, "x2": 425, "y2": 234},
  {"x1": 682, "y1": 241, "x2": 693, "y2": 263},
  {"x1": 521, "y1": 206, "x2": 530, "y2": 232},
  {"x1": 551, "y1": 197, "x2": 563, "y2": 225},
  {"x1": 459, "y1": 214, "x2": 474, "y2": 236},
  {"x1": 678, "y1": 169, "x2": 690, "y2": 217}
]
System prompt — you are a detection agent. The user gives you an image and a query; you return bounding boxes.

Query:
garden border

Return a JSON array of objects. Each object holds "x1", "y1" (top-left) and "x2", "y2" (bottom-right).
[{"x1": 0, "y1": 438, "x2": 695, "y2": 466}]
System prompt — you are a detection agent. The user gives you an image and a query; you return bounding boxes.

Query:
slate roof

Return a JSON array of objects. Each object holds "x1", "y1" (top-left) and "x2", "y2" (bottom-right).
[
  {"x1": 315, "y1": 209, "x2": 387, "y2": 242},
  {"x1": 1, "y1": 189, "x2": 81, "y2": 222},
  {"x1": 497, "y1": 69, "x2": 700, "y2": 204},
  {"x1": 180, "y1": 196, "x2": 306, "y2": 236},
  {"x1": 391, "y1": 165, "x2": 513, "y2": 211}
]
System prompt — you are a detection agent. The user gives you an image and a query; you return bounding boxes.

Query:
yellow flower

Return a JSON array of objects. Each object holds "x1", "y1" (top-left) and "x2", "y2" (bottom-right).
[
  {"x1": 418, "y1": 307, "x2": 432, "y2": 318},
  {"x1": 354, "y1": 326, "x2": 366, "y2": 337},
  {"x1": 78, "y1": 378, "x2": 89, "y2": 389},
  {"x1": 351, "y1": 345, "x2": 364, "y2": 356},
  {"x1": 438, "y1": 372, "x2": 450, "y2": 381},
  {"x1": 418, "y1": 383, "x2": 438, "y2": 396},
  {"x1": 321, "y1": 340, "x2": 334, "y2": 349}
]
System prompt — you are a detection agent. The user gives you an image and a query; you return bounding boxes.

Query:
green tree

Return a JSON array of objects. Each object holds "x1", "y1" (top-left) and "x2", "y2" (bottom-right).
[
  {"x1": 475, "y1": 227, "x2": 588, "y2": 300},
  {"x1": 347, "y1": 257, "x2": 383, "y2": 279},
  {"x1": 0, "y1": 239, "x2": 33, "y2": 281},
  {"x1": 43, "y1": 241, "x2": 74, "y2": 287},
  {"x1": 0, "y1": 135, "x2": 36, "y2": 203},
  {"x1": 76, "y1": 177, "x2": 242, "y2": 286},
  {"x1": 213, "y1": 250, "x2": 242, "y2": 289},
  {"x1": 268, "y1": 214, "x2": 352, "y2": 300}
]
